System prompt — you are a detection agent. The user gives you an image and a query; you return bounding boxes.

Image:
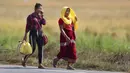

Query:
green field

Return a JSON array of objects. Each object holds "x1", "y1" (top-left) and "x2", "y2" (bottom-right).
[{"x1": 0, "y1": 0, "x2": 130, "y2": 71}]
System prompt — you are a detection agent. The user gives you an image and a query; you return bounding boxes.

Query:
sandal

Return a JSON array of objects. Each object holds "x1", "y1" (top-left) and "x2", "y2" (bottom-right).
[
  {"x1": 53, "y1": 58, "x2": 58, "y2": 68},
  {"x1": 38, "y1": 64, "x2": 46, "y2": 69},
  {"x1": 21, "y1": 58, "x2": 26, "y2": 67},
  {"x1": 67, "y1": 66, "x2": 75, "y2": 70}
]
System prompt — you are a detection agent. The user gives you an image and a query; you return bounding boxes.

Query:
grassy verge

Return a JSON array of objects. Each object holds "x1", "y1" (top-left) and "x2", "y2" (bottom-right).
[{"x1": 0, "y1": 26, "x2": 130, "y2": 71}]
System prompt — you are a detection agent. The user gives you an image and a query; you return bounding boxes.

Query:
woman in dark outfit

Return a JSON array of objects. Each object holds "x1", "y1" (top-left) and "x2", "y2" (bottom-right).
[{"x1": 22, "y1": 3, "x2": 46, "y2": 69}]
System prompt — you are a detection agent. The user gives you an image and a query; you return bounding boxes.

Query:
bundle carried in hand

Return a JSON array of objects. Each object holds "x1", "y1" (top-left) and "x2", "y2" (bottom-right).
[{"x1": 18, "y1": 41, "x2": 32, "y2": 55}]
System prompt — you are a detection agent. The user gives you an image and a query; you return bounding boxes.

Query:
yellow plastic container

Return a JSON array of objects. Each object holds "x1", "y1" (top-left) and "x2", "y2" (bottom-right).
[{"x1": 19, "y1": 41, "x2": 32, "y2": 55}]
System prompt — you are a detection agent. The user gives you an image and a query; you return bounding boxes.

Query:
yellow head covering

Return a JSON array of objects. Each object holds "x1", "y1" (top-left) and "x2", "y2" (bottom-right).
[{"x1": 61, "y1": 6, "x2": 78, "y2": 30}]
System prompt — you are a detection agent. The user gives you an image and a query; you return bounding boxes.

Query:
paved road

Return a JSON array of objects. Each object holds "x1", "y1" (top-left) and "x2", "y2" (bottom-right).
[{"x1": 0, "y1": 65, "x2": 125, "y2": 73}]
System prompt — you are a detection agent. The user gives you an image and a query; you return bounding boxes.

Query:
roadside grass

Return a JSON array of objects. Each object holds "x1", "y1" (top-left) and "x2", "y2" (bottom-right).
[{"x1": 0, "y1": 23, "x2": 130, "y2": 71}]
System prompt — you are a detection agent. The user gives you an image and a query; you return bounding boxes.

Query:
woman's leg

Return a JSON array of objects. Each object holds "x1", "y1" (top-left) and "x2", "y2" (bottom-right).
[
  {"x1": 37, "y1": 45, "x2": 45, "y2": 69},
  {"x1": 53, "y1": 57, "x2": 60, "y2": 68},
  {"x1": 67, "y1": 59, "x2": 75, "y2": 70},
  {"x1": 38, "y1": 45, "x2": 43, "y2": 65},
  {"x1": 66, "y1": 43, "x2": 77, "y2": 70},
  {"x1": 37, "y1": 36, "x2": 45, "y2": 69},
  {"x1": 22, "y1": 34, "x2": 37, "y2": 67},
  {"x1": 53, "y1": 45, "x2": 66, "y2": 68},
  {"x1": 67, "y1": 62, "x2": 74, "y2": 70}
]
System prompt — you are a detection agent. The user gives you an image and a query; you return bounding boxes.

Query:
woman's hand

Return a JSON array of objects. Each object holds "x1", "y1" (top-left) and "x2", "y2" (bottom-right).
[
  {"x1": 38, "y1": 11, "x2": 43, "y2": 18},
  {"x1": 66, "y1": 37, "x2": 71, "y2": 44},
  {"x1": 71, "y1": 40, "x2": 75, "y2": 43}
]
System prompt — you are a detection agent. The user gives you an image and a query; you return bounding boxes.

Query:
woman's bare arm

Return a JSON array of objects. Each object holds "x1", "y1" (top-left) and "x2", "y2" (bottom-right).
[
  {"x1": 23, "y1": 32, "x2": 27, "y2": 41},
  {"x1": 59, "y1": 25, "x2": 71, "y2": 42}
]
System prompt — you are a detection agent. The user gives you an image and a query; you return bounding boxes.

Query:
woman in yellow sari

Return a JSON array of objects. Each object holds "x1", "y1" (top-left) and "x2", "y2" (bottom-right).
[{"x1": 53, "y1": 6, "x2": 78, "y2": 70}]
